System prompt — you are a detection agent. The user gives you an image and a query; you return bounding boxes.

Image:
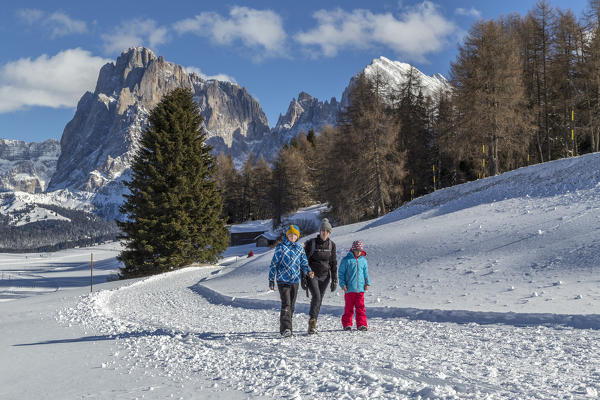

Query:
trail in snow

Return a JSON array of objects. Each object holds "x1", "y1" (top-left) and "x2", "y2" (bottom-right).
[{"x1": 60, "y1": 267, "x2": 600, "y2": 399}]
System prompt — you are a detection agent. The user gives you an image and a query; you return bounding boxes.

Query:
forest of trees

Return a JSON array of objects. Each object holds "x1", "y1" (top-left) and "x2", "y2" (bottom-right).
[
  {"x1": 0, "y1": 204, "x2": 119, "y2": 252},
  {"x1": 215, "y1": 1, "x2": 600, "y2": 228}
]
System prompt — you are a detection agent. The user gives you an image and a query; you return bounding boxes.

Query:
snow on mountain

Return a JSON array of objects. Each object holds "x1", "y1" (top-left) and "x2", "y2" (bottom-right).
[
  {"x1": 0, "y1": 189, "x2": 99, "y2": 228},
  {"x1": 0, "y1": 139, "x2": 60, "y2": 193},
  {"x1": 342, "y1": 56, "x2": 451, "y2": 107},
  {"x1": 7, "y1": 204, "x2": 71, "y2": 227},
  {"x1": 1, "y1": 52, "x2": 449, "y2": 222},
  {"x1": 365, "y1": 56, "x2": 451, "y2": 98},
  {"x1": 2, "y1": 153, "x2": 600, "y2": 398}
]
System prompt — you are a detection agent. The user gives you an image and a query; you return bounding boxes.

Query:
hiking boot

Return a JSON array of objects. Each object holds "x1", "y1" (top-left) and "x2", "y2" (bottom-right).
[
  {"x1": 308, "y1": 318, "x2": 317, "y2": 334},
  {"x1": 358, "y1": 325, "x2": 368, "y2": 331},
  {"x1": 343, "y1": 326, "x2": 352, "y2": 331},
  {"x1": 281, "y1": 329, "x2": 292, "y2": 338}
]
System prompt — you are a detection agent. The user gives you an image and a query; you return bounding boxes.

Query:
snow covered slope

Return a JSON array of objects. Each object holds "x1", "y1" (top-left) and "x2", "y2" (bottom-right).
[
  {"x1": 206, "y1": 152, "x2": 600, "y2": 316},
  {"x1": 2, "y1": 153, "x2": 600, "y2": 399},
  {"x1": 0, "y1": 190, "x2": 94, "y2": 225}
]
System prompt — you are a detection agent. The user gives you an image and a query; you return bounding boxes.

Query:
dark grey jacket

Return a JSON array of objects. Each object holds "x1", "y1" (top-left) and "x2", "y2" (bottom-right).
[{"x1": 304, "y1": 235, "x2": 337, "y2": 280}]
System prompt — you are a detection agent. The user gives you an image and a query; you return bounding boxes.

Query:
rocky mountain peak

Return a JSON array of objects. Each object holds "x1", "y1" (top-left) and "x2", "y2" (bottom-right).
[
  {"x1": 118, "y1": 47, "x2": 157, "y2": 68},
  {"x1": 297, "y1": 91, "x2": 313, "y2": 103},
  {"x1": 47, "y1": 47, "x2": 271, "y2": 216},
  {"x1": 273, "y1": 91, "x2": 339, "y2": 142},
  {"x1": 342, "y1": 57, "x2": 451, "y2": 107}
]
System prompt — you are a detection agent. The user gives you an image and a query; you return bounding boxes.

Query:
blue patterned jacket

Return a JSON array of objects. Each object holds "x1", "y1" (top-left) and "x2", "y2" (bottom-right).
[{"x1": 269, "y1": 237, "x2": 311, "y2": 284}]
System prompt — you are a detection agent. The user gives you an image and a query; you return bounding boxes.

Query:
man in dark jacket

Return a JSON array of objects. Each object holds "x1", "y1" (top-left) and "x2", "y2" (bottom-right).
[{"x1": 304, "y1": 218, "x2": 337, "y2": 334}]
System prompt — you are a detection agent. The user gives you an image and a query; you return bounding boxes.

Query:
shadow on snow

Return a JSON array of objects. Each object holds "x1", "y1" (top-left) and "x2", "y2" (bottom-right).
[{"x1": 190, "y1": 281, "x2": 600, "y2": 330}]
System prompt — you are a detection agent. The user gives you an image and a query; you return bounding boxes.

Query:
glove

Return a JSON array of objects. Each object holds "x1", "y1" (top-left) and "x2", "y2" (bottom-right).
[
  {"x1": 300, "y1": 273, "x2": 308, "y2": 290},
  {"x1": 330, "y1": 279, "x2": 337, "y2": 292},
  {"x1": 269, "y1": 281, "x2": 274, "y2": 291}
]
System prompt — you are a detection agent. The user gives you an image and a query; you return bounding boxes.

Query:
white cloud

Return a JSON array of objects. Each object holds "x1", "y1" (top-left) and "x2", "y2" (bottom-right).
[
  {"x1": 46, "y1": 12, "x2": 88, "y2": 38},
  {"x1": 295, "y1": 2, "x2": 458, "y2": 62},
  {"x1": 0, "y1": 49, "x2": 111, "y2": 113},
  {"x1": 184, "y1": 66, "x2": 237, "y2": 84},
  {"x1": 16, "y1": 9, "x2": 87, "y2": 38},
  {"x1": 101, "y1": 19, "x2": 169, "y2": 54},
  {"x1": 455, "y1": 7, "x2": 482, "y2": 19},
  {"x1": 174, "y1": 7, "x2": 287, "y2": 59},
  {"x1": 16, "y1": 9, "x2": 44, "y2": 24}
]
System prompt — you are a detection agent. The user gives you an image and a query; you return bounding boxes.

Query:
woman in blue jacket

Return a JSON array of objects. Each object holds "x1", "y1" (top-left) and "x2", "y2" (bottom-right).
[
  {"x1": 269, "y1": 225, "x2": 313, "y2": 337},
  {"x1": 338, "y1": 240, "x2": 370, "y2": 331}
]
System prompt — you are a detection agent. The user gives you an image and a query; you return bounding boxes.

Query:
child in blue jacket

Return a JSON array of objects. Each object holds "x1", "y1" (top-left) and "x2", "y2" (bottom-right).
[
  {"x1": 269, "y1": 224, "x2": 313, "y2": 337},
  {"x1": 338, "y1": 240, "x2": 370, "y2": 331}
]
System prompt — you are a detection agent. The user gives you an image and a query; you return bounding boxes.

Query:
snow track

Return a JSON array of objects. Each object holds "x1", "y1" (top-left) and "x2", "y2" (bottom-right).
[{"x1": 61, "y1": 267, "x2": 600, "y2": 399}]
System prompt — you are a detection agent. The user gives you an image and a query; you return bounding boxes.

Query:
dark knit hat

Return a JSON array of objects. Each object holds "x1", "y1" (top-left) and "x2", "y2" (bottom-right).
[{"x1": 319, "y1": 218, "x2": 332, "y2": 232}]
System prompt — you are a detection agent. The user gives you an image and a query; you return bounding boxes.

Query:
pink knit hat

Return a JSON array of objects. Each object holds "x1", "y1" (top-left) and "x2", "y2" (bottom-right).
[{"x1": 350, "y1": 240, "x2": 364, "y2": 252}]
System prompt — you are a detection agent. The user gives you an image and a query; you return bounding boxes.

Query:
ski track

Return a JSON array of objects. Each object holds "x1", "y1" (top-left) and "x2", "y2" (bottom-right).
[{"x1": 59, "y1": 267, "x2": 600, "y2": 399}]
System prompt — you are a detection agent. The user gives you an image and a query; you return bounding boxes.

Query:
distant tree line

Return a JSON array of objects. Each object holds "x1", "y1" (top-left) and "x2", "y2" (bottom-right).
[
  {"x1": 0, "y1": 204, "x2": 119, "y2": 252},
  {"x1": 215, "y1": 1, "x2": 600, "y2": 227}
]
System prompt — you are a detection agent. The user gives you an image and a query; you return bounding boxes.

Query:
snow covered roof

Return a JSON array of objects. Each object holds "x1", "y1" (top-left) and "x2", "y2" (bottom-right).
[{"x1": 254, "y1": 231, "x2": 280, "y2": 241}]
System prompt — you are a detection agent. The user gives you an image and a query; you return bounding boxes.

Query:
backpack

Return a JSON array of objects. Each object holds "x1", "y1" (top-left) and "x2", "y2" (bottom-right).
[{"x1": 306, "y1": 237, "x2": 332, "y2": 260}]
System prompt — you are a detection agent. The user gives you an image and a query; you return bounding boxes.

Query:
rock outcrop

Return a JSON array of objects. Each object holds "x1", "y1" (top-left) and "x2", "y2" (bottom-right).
[
  {"x1": 0, "y1": 139, "x2": 60, "y2": 193},
  {"x1": 271, "y1": 91, "x2": 339, "y2": 143},
  {"x1": 48, "y1": 47, "x2": 270, "y2": 193}
]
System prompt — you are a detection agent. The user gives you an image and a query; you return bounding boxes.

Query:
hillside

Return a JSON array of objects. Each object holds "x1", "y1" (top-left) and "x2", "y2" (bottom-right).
[
  {"x1": 206, "y1": 152, "x2": 600, "y2": 316},
  {"x1": 1, "y1": 153, "x2": 599, "y2": 399}
]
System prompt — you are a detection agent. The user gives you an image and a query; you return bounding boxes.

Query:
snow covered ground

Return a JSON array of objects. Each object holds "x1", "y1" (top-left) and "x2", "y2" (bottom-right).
[{"x1": 1, "y1": 152, "x2": 600, "y2": 399}]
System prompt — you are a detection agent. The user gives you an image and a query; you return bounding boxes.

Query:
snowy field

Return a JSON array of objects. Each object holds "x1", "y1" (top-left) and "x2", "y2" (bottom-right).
[{"x1": 1, "y1": 152, "x2": 600, "y2": 399}]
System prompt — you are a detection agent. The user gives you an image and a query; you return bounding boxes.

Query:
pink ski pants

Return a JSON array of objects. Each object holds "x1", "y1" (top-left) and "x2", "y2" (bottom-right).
[{"x1": 342, "y1": 292, "x2": 367, "y2": 328}]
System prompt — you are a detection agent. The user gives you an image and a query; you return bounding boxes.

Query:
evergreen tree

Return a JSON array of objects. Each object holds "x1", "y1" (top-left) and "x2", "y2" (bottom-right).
[
  {"x1": 271, "y1": 143, "x2": 311, "y2": 227},
  {"x1": 252, "y1": 156, "x2": 273, "y2": 220},
  {"x1": 214, "y1": 153, "x2": 242, "y2": 222},
  {"x1": 431, "y1": 88, "x2": 461, "y2": 188},
  {"x1": 391, "y1": 66, "x2": 434, "y2": 198},
  {"x1": 306, "y1": 129, "x2": 317, "y2": 147},
  {"x1": 117, "y1": 88, "x2": 228, "y2": 278}
]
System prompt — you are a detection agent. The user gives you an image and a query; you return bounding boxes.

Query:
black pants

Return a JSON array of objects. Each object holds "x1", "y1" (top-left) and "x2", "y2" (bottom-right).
[
  {"x1": 278, "y1": 283, "x2": 299, "y2": 334},
  {"x1": 308, "y1": 274, "x2": 330, "y2": 320}
]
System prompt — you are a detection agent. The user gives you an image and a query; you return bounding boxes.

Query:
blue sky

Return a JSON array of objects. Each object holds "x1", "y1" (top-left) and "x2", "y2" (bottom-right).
[{"x1": 0, "y1": 0, "x2": 589, "y2": 142}]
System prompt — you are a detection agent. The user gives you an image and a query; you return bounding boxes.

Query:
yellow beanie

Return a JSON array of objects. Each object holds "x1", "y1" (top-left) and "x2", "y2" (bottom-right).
[{"x1": 286, "y1": 224, "x2": 300, "y2": 238}]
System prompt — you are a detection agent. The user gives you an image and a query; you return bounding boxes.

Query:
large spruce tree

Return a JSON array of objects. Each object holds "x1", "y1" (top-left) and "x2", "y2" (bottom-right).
[{"x1": 117, "y1": 88, "x2": 228, "y2": 278}]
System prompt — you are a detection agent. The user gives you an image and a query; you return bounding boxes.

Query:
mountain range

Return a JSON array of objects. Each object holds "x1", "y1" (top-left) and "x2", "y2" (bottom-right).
[{"x1": 0, "y1": 47, "x2": 450, "y2": 226}]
